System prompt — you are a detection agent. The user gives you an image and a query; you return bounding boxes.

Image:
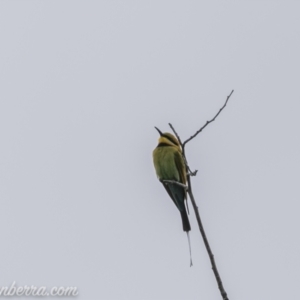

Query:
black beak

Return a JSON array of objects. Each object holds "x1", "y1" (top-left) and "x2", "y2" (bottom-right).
[{"x1": 154, "y1": 127, "x2": 163, "y2": 136}]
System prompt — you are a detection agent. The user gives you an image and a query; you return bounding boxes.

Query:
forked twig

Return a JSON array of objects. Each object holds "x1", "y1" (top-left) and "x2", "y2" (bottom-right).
[{"x1": 168, "y1": 90, "x2": 234, "y2": 300}]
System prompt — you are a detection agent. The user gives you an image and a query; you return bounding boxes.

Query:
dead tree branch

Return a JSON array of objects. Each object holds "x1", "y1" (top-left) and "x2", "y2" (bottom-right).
[
  {"x1": 182, "y1": 89, "x2": 234, "y2": 149},
  {"x1": 168, "y1": 90, "x2": 234, "y2": 300}
]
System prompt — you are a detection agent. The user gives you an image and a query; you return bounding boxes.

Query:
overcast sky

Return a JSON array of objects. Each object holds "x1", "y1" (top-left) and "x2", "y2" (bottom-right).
[{"x1": 0, "y1": 1, "x2": 300, "y2": 299}]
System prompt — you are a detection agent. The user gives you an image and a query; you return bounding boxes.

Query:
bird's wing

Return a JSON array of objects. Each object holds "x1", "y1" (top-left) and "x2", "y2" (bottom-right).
[
  {"x1": 161, "y1": 181, "x2": 180, "y2": 209},
  {"x1": 174, "y1": 150, "x2": 187, "y2": 202},
  {"x1": 174, "y1": 150, "x2": 187, "y2": 185},
  {"x1": 160, "y1": 149, "x2": 187, "y2": 210}
]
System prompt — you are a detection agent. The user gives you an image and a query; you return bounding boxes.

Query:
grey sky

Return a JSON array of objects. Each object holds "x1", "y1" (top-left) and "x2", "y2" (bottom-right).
[{"x1": 0, "y1": 1, "x2": 300, "y2": 299}]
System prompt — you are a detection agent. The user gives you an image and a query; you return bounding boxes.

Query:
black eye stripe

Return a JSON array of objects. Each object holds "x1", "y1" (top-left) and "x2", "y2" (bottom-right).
[{"x1": 157, "y1": 142, "x2": 170, "y2": 147}]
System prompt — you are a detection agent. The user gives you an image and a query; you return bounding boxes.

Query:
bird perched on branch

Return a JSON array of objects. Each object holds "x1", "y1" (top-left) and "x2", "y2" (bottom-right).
[{"x1": 152, "y1": 127, "x2": 191, "y2": 232}]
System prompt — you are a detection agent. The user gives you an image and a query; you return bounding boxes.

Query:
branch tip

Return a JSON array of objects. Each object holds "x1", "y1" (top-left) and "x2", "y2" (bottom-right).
[{"x1": 183, "y1": 90, "x2": 234, "y2": 147}]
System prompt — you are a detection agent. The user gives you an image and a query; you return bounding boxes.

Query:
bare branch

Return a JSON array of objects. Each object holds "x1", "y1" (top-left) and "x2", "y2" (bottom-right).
[
  {"x1": 168, "y1": 123, "x2": 183, "y2": 148},
  {"x1": 164, "y1": 91, "x2": 233, "y2": 300},
  {"x1": 187, "y1": 175, "x2": 229, "y2": 300},
  {"x1": 183, "y1": 90, "x2": 234, "y2": 147}
]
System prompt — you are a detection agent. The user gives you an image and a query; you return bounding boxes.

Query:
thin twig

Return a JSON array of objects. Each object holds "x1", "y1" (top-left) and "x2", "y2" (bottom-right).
[
  {"x1": 182, "y1": 90, "x2": 234, "y2": 148},
  {"x1": 168, "y1": 123, "x2": 183, "y2": 147}
]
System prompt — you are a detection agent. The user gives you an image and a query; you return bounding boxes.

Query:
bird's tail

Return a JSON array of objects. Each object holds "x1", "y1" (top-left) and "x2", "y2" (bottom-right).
[{"x1": 180, "y1": 207, "x2": 191, "y2": 232}]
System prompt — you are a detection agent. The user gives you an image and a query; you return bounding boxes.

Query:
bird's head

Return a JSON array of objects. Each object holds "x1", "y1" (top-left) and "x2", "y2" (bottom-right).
[{"x1": 155, "y1": 127, "x2": 180, "y2": 147}]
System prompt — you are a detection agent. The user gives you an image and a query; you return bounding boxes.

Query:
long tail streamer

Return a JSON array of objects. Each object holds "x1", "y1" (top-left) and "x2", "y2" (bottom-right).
[{"x1": 186, "y1": 232, "x2": 193, "y2": 267}]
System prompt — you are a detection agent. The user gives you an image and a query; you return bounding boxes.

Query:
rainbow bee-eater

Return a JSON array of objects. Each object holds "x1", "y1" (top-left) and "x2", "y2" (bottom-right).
[{"x1": 153, "y1": 127, "x2": 191, "y2": 232}]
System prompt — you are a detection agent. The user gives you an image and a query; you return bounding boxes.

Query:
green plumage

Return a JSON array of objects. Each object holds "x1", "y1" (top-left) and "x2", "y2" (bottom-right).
[
  {"x1": 153, "y1": 146, "x2": 182, "y2": 181},
  {"x1": 153, "y1": 130, "x2": 191, "y2": 232}
]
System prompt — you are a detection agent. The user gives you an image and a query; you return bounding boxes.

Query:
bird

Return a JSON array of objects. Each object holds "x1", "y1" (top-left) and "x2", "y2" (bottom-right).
[{"x1": 152, "y1": 127, "x2": 191, "y2": 232}]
